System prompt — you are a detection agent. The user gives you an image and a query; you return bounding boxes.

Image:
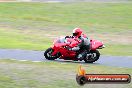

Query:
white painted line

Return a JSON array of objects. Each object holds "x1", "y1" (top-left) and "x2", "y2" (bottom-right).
[
  {"x1": 10, "y1": 59, "x2": 43, "y2": 63},
  {"x1": 32, "y1": 61, "x2": 42, "y2": 62},
  {"x1": 19, "y1": 60, "x2": 28, "y2": 62}
]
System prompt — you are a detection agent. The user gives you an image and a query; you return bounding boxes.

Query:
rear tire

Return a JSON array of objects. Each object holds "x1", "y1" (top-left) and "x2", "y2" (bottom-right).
[
  {"x1": 84, "y1": 50, "x2": 100, "y2": 63},
  {"x1": 44, "y1": 48, "x2": 58, "y2": 60}
]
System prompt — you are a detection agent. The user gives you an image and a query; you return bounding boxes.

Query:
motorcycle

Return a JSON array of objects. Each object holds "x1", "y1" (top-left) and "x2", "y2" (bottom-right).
[{"x1": 44, "y1": 37, "x2": 105, "y2": 63}]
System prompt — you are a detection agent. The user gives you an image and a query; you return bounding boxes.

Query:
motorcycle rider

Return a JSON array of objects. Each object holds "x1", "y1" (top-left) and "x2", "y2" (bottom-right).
[{"x1": 66, "y1": 28, "x2": 90, "y2": 59}]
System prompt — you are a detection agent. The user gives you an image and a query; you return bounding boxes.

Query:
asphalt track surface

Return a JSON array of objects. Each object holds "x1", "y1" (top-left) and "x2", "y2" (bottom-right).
[{"x1": 0, "y1": 49, "x2": 132, "y2": 68}]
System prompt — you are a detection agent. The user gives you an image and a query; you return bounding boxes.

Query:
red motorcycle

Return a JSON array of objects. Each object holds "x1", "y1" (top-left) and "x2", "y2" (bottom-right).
[{"x1": 44, "y1": 37, "x2": 105, "y2": 63}]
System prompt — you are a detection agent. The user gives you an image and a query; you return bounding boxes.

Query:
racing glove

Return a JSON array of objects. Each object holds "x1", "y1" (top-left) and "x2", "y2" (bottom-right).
[{"x1": 71, "y1": 47, "x2": 80, "y2": 51}]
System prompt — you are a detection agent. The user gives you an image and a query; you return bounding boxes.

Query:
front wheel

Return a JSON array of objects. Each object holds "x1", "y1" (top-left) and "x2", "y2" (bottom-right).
[
  {"x1": 44, "y1": 48, "x2": 58, "y2": 60},
  {"x1": 84, "y1": 50, "x2": 100, "y2": 63}
]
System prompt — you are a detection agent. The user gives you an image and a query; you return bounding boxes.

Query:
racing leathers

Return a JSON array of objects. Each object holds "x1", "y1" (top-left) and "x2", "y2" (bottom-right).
[{"x1": 69, "y1": 34, "x2": 90, "y2": 59}]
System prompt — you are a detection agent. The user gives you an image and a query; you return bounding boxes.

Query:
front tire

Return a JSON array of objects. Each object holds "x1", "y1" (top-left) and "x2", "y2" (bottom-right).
[
  {"x1": 84, "y1": 50, "x2": 100, "y2": 63},
  {"x1": 44, "y1": 48, "x2": 58, "y2": 60}
]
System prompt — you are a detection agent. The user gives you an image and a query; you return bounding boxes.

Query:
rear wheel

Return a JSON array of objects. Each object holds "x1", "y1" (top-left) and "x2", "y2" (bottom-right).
[
  {"x1": 44, "y1": 48, "x2": 58, "y2": 60},
  {"x1": 84, "y1": 50, "x2": 100, "y2": 63}
]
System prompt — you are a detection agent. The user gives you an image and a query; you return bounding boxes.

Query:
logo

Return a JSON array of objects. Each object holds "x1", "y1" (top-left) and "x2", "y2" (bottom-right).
[{"x1": 76, "y1": 65, "x2": 131, "y2": 85}]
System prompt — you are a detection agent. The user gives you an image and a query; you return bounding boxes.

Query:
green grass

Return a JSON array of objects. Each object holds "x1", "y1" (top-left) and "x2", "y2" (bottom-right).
[
  {"x1": 0, "y1": 29, "x2": 51, "y2": 50},
  {"x1": 100, "y1": 44, "x2": 132, "y2": 56},
  {"x1": 0, "y1": 2, "x2": 132, "y2": 31},
  {"x1": 0, "y1": 2, "x2": 132, "y2": 56},
  {"x1": 0, "y1": 59, "x2": 131, "y2": 88},
  {"x1": 0, "y1": 28, "x2": 52, "y2": 50}
]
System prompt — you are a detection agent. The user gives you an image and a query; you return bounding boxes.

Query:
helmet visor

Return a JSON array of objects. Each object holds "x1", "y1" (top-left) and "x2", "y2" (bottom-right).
[{"x1": 73, "y1": 33, "x2": 78, "y2": 36}]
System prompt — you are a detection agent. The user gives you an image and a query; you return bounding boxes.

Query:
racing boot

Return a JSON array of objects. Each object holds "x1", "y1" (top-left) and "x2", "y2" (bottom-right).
[{"x1": 77, "y1": 50, "x2": 87, "y2": 60}]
